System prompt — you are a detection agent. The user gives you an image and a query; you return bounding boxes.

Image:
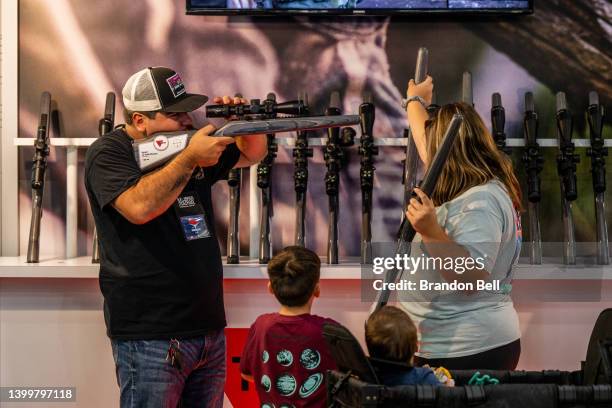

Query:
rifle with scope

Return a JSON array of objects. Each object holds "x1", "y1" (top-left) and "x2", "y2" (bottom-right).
[
  {"x1": 555, "y1": 92, "x2": 579, "y2": 265},
  {"x1": 586, "y1": 91, "x2": 609, "y2": 265},
  {"x1": 293, "y1": 92, "x2": 313, "y2": 247},
  {"x1": 27, "y1": 92, "x2": 52, "y2": 263},
  {"x1": 324, "y1": 92, "x2": 355, "y2": 264},
  {"x1": 522, "y1": 92, "x2": 544, "y2": 264},
  {"x1": 256, "y1": 93, "x2": 279, "y2": 264},
  {"x1": 358, "y1": 93, "x2": 377, "y2": 264}
]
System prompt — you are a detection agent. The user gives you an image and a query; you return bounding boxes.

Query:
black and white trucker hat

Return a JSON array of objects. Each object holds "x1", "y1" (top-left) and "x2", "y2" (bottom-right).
[{"x1": 122, "y1": 67, "x2": 208, "y2": 113}]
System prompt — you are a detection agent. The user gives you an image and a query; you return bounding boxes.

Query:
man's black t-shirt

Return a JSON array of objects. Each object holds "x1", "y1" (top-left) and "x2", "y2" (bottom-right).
[{"x1": 84, "y1": 128, "x2": 240, "y2": 340}]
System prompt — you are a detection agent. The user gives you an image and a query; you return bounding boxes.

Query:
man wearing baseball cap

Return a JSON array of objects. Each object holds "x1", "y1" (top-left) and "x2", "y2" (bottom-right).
[{"x1": 84, "y1": 67, "x2": 267, "y2": 407}]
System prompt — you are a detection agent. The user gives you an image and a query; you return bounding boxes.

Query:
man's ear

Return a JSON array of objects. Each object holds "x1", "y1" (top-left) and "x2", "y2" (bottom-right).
[
  {"x1": 131, "y1": 112, "x2": 148, "y2": 133},
  {"x1": 267, "y1": 281, "x2": 274, "y2": 295}
]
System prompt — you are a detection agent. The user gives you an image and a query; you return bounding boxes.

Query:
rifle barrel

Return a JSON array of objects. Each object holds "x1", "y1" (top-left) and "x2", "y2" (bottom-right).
[{"x1": 27, "y1": 92, "x2": 52, "y2": 263}]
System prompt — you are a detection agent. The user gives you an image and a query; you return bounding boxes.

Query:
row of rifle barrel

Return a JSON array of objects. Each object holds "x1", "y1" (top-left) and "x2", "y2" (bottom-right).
[
  {"x1": 207, "y1": 82, "x2": 608, "y2": 267},
  {"x1": 24, "y1": 80, "x2": 608, "y2": 266},
  {"x1": 26, "y1": 92, "x2": 115, "y2": 264}
]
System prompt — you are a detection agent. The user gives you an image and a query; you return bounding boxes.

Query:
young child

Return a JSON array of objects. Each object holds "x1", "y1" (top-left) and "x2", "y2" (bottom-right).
[
  {"x1": 240, "y1": 246, "x2": 338, "y2": 407},
  {"x1": 366, "y1": 306, "x2": 442, "y2": 387}
]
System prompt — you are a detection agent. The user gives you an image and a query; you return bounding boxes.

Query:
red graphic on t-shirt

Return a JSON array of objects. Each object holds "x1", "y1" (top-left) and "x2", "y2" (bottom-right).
[{"x1": 225, "y1": 328, "x2": 259, "y2": 408}]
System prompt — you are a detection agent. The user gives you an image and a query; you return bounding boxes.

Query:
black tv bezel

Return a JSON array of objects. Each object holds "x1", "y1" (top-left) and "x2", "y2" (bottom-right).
[{"x1": 186, "y1": 0, "x2": 533, "y2": 16}]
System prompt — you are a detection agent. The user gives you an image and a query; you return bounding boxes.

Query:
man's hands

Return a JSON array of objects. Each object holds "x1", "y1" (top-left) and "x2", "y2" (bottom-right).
[
  {"x1": 184, "y1": 124, "x2": 235, "y2": 168},
  {"x1": 213, "y1": 95, "x2": 248, "y2": 106},
  {"x1": 407, "y1": 75, "x2": 434, "y2": 107},
  {"x1": 183, "y1": 95, "x2": 249, "y2": 168},
  {"x1": 405, "y1": 188, "x2": 444, "y2": 240},
  {"x1": 213, "y1": 95, "x2": 267, "y2": 168}
]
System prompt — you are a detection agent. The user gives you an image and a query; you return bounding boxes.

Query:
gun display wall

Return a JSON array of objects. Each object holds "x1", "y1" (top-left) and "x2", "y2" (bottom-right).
[{"x1": 20, "y1": 50, "x2": 610, "y2": 268}]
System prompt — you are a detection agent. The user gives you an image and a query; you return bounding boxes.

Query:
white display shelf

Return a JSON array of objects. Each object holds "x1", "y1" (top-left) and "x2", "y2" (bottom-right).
[
  {"x1": 14, "y1": 137, "x2": 612, "y2": 148},
  {"x1": 1, "y1": 256, "x2": 611, "y2": 280}
]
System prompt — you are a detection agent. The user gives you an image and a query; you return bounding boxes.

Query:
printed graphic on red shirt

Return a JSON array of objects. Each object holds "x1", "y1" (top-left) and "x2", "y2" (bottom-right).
[{"x1": 240, "y1": 313, "x2": 338, "y2": 407}]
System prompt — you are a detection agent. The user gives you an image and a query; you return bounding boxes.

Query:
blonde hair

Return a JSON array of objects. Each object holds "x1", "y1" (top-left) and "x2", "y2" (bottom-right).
[{"x1": 425, "y1": 102, "x2": 522, "y2": 211}]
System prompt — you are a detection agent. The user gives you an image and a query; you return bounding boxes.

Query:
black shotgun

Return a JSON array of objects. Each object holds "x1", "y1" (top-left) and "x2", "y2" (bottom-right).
[
  {"x1": 522, "y1": 92, "x2": 544, "y2": 264},
  {"x1": 401, "y1": 47, "x2": 429, "y2": 231},
  {"x1": 92, "y1": 92, "x2": 116, "y2": 263},
  {"x1": 27, "y1": 92, "x2": 52, "y2": 263},
  {"x1": 556, "y1": 92, "x2": 579, "y2": 265},
  {"x1": 359, "y1": 93, "x2": 377, "y2": 264},
  {"x1": 586, "y1": 91, "x2": 609, "y2": 265},
  {"x1": 374, "y1": 114, "x2": 464, "y2": 311}
]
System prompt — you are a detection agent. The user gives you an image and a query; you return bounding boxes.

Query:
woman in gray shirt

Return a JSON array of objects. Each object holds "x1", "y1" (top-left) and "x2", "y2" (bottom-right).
[{"x1": 400, "y1": 76, "x2": 523, "y2": 370}]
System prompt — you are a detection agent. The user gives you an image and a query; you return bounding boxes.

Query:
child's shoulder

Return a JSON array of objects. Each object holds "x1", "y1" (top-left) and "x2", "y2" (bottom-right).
[
  {"x1": 251, "y1": 312, "x2": 281, "y2": 327},
  {"x1": 305, "y1": 314, "x2": 340, "y2": 328}
]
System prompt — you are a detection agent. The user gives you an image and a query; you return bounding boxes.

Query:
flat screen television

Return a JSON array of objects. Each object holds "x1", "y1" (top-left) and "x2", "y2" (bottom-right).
[{"x1": 186, "y1": 0, "x2": 533, "y2": 15}]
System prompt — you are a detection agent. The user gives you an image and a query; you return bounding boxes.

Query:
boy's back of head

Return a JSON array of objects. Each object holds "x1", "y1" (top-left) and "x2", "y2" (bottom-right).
[
  {"x1": 268, "y1": 246, "x2": 321, "y2": 307},
  {"x1": 366, "y1": 306, "x2": 418, "y2": 364}
]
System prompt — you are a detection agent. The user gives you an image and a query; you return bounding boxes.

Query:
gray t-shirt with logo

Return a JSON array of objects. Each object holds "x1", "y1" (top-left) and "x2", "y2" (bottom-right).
[{"x1": 400, "y1": 180, "x2": 522, "y2": 359}]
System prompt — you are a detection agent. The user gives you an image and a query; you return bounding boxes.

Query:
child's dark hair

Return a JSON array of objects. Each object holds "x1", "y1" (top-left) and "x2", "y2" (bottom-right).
[
  {"x1": 267, "y1": 246, "x2": 321, "y2": 307},
  {"x1": 365, "y1": 306, "x2": 418, "y2": 363}
]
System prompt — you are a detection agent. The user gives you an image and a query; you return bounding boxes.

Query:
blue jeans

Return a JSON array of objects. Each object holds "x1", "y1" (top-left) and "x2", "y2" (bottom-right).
[{"x1": 111, "y1": 330, "x2": 226, "y2": 408}]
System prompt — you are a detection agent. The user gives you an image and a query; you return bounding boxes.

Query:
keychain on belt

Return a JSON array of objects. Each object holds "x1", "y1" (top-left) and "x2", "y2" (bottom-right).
[{"x1": 166, "y1": 339, "x2": 183, "y2": 370}]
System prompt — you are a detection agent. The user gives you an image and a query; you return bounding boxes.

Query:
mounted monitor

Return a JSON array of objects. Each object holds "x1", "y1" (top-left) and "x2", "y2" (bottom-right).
[{"x1": 187, "y1": 0, "x2": 533, "y2": 15}]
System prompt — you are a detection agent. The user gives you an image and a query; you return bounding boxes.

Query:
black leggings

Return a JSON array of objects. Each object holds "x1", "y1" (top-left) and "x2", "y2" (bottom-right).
[{"x1": 414, "y1": 339, "x2": 521, "y2": 370}]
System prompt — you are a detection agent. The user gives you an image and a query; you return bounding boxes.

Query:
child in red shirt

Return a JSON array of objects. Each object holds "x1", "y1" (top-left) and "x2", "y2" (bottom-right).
[{"x1": 240, "y1": 246, "x2": 338, "y2": 407}]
